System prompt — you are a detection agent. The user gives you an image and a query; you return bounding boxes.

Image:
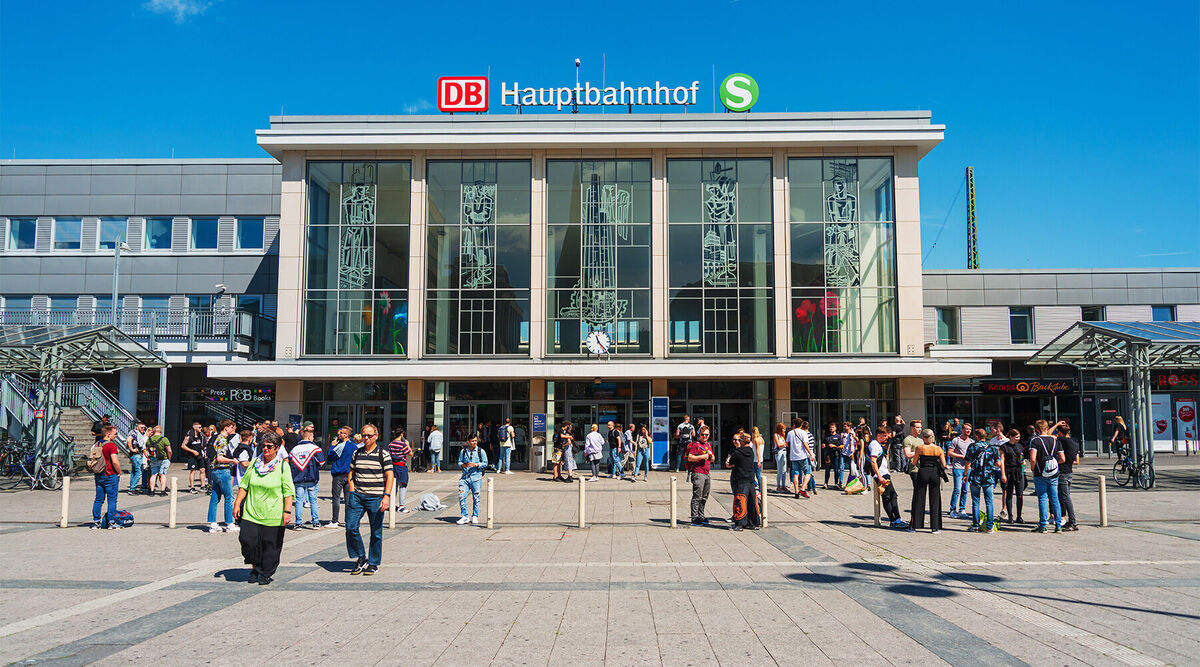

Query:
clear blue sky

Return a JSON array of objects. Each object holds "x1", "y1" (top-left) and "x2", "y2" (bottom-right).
[{"x1": 2, "y1": 1, "x2": 1197, "y2": 270}]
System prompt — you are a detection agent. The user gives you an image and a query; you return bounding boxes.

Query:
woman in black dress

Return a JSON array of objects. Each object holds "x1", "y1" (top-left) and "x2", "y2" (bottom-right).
[
  {"x1": 908, "y1": 429, "x2": 947, "y2": 533},
  {"x1": 726, "y1": 432, "x2": 761, "y2": 531}
]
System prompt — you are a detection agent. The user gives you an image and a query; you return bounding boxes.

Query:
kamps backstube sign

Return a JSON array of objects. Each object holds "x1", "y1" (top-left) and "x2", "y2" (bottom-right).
[{"x1": 436, "y1": 74, "x2": 758, "y2": 113}]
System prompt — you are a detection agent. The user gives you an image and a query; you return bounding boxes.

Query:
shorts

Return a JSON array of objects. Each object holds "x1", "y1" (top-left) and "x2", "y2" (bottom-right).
[
  {"x1": 789, "y1": 459, "x2": 812, "y2": 477},
  {"x1": 153, "y1": 460, "x2": 170, "y2": 475},
  {"x1": 186, "y1": 456, "x2": 204, "y2": 471},
  {"x1": 393, "y1": 464, "x2": 409, "y2": 487}
]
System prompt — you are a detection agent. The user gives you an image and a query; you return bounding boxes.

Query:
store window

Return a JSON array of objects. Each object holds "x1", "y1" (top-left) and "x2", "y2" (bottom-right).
[
  {"x1": 1081, "y1": 306, "x2": 1105, "y2": 322},
  {"x1": 99, "y1": 217, "x2": 127, "y2": 250},
  {"x1": 547, "y1": 159, "x2": 651, "y2": 355},
  {"x1": 190, "y1": 217, "x2": 218, "y2": 250},
  {"x1": 7, "y1": 218, "x2": 36, "y2": 250},
  {"x1": 789, "y1": 158, "x2": 897, "y2": 354},
  {"x1": 304, "y1": 161, "x2": 411, "y2": 356},
  {"x1": 236, "y1": 217, "x2": 264, "y2": 250},
  {"x1": 53, "y1": 218, "x2": 82, "y2": 251},
  {"x1": 1009, "y1": 306, "x2": 1034, "y2": 344},
  {"x1": 667, "y1": 159, "x2": 773, "y2": 355},
  {"x1": 426, "y1": 160, "x2": 531, "y2": 356},
  {"x1": 145, "y1": 217, "x2": 173, "y2": 250},
  {"x1": 935, "y1": 307, "x2": 959, "y2": 345},
  {"x1": 1152, "y1": 305, "x2": 1175, "y2": 322}
]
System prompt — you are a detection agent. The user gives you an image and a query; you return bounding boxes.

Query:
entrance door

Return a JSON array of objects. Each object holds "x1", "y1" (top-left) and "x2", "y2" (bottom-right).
[
  {"x1": 689, "y1": 403, "x2": 720, "y2": 467},
  {"x1": 843, "y1": 401, "x2": 874, "y2": 430},
  {"x1": 445, "y1": 402, "x2": 519, "y2": 469},
  {"x1": 325, "y1": 403, "x2": 390, "y2": 443}
]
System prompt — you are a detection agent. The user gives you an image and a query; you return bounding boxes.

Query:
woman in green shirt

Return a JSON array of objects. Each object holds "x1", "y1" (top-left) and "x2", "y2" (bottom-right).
[{"x1": 233, "y1": 432, "x2": 294, "y2": 585}]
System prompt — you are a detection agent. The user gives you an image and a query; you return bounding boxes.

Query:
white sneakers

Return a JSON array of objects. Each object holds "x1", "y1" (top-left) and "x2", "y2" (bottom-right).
[
  {"x1": 588, "y1": 476, "x2": 600, "y2": 482},
  {"x1": 470, "y1": 516, "x2": 479, "y2": 524},
  {"x1": 226, "y1": 524, "x2": 240, "y2": 533},
  {"x1": 208, "y1": 522, "x2": 222, "y2": 533},
  {"x1": 504, "y1": 471, "x2": 513, "y2": 475},
  {"x1": 456, "y1": 516, "x2": 470, "y2": 525}
]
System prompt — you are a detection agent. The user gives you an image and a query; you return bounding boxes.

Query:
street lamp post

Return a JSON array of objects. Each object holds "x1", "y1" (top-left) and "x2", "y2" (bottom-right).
[{"x1": 111, "y1": 241, "x2": 131, "y2": 326}]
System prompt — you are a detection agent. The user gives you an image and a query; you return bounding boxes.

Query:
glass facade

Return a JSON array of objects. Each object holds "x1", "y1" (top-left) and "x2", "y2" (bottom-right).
[
  {"x1": 667, "y1": 159, "x2": 773, "y2": 354},
  {"x1": 547, "y1": 159, "x2": 652, "y2": 355},
  {"x1": 304, "y1": 161, "x2": 411, "y2": 355},
  {"x1": 426, "y1": 160, "x2": 531, "y2": 356},
  {"x1": 789, "y1": 158, "x2": 897, "y2": 354}
]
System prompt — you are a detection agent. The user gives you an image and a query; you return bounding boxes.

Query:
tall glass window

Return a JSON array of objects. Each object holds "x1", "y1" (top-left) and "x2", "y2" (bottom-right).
[
  {"x1": 667, "y1": 159, "x2": 773, "y2": 354},
  {"x1": 7, "y1": 218, "x2": 36, "y2": 250},
  {"x1": 236, "y1": 217, "x2": 264, "y2": 250},
  {"x1": 547, "y1": 159, "x2": 651, "y2": 355},
  {"x1": 789, "y1": 157, "x2": 897, "y2": 354},
  {"x1": 426, "y1": 160, "x2": 531, "y2": 356},
  {"x1": 99, "y1": 217, "x2": 126, "y2": 250},
  {"x1": 54, "y1": 218, "x2": 82, "y2": 250},
  {"x1": 145, "y1": 217, "x2": 172, "y2": 250},
  {"x1": 304, "y1": 161, "x2": 411, "y2": 356},
  {"x1": 190, "y1": 217, "x2": 218, "y2": 250}
]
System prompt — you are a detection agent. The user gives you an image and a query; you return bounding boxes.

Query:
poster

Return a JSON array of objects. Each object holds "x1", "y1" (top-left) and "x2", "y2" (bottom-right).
[
  {"x1": 651, "y1": 397, "x2": 669, "y2": 467},
  {"x1": 1150, "y1": 394, "x2": 1173, "y2": 452},
  {"x1": 1176, "y1": 398, "x2": 1197, "y2": 452}
]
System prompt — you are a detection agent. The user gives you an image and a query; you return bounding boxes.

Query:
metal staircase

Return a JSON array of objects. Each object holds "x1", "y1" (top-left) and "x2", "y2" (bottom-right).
[{"x1": 1, "y1": 373, "x2": 36, "y2": 441}]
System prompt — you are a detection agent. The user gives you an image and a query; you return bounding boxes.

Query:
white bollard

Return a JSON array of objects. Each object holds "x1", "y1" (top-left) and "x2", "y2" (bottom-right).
[
  {"x1": 59, "y1": 475, "x2": 71, "y2": 528},
  {"x1": 169, "y1": 477, "x2": 178, "y2": 528},
  {"x1": 670, "y1": 476, "x2": 678, "y2": 528},
  {"x1": 873, "y1": 481, "x2": 882, "y2": 527},
  {"x1": 578, "y1": 476, "x2": 586, "y2": 529},
  {"x1": 761, "y1": 484, "x2": 768, "y2": 528},
  {"x1": 388, "y1": 478, "x2": 396, "y2": 530},
  {"x1": 1099, "y1": 475, "x2": 1108, "y2": 527},
  {"x1": 486, "y1": 476, "x2": 494, "y2": 529}
]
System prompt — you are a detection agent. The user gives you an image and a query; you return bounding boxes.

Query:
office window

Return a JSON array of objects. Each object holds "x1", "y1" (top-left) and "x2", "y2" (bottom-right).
[
  {"x1": 238, "y1": 294, "x2": 263, "y2": 316},
  {"x1": 1152, "y1": 305, "x2": 1175, "y2": 322},
  {"x1": 190, "y1": 217, "x2": 218, "y2": 250},
  {"x1": 935, "y1": 307, "x2": 959, "y2": 345},
  {"x1": 1081, "y1": 306, "x2": 1104, "y2": 322},
  {"x1": 188, "y1": 295, "x2": 215, "y2": 310},
  {"x1": 145, "y1": 218, "x2": 173, "y2": 250},
  {"x1": 99, "y1": 217, "x2": 127, "y2": 250},
  {"x1": 53, "y1": 218, "x2": 82, "y2": 251},
  {"x1": 1009, "y1": 307, "x2": 1034, "y2": 344},
  {"x1": 236, "y1": 217, "x2": 264, "y2": 250},
  {"x1": 7, "y1": 218, "x2": 36, "y2": 250}
]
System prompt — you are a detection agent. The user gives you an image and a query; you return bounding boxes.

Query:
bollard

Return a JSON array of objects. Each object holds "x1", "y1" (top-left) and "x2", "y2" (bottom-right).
[
  {"x1": 169, "y1": 477, "x2": 178, "y2": 528},
  {"x1": 760, "y1": 484, "x2": 768, "y2": 528},
  {"x1": 578, "y1": 476, "x2": 586, "y2": 529},
  {"x1": 670, "y1": 476, "x2": 678, "y2": 528},
  {"x1": 59, "y1": 475, "x2": 71, "y2": 528},
  {"x1": 388, "y1": 478, "x2": 396, "y2": 530},
  {"x1": 1098, "y1": 475, "x2": 1108, "y2": 527},
  {"x1": 486, "y1": 476, "x2": 494, "y2": 529},
  {"x1": 873, "y1": 481, "x2": 882, "y2": 527}
]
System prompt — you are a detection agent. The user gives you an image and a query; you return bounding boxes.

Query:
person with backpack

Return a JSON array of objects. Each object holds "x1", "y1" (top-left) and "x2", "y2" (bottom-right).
[
  {"x1": 1028, "y1": 419, "x2": 1066, "y2": 533},
  {"x1": 288, "y1": 424, "x2": 325, "y2": 530},
  {"x1": 90, "y1": 425, "x2": 123, "y2": 530},
  {"x1": 180, "y1": 422, "x2": 207, "y2": 494},
  {"x1": 386, "y1": 427, "x2": 413, "y2": 513},
  {"x1": 867, "y1": 426, "x2": 907, "y2": 528},
  {"x1": 206, "y1": 419, "x2": 239, "y2": 534},
  {"x1": 1053, "y1": 421, "x2": 1081, "y2": 531},
  {"x1": 456, "y1": 435, "x2": 488, "y2": 525},
  {"x1": 147, "y1": 425, "x2": 172, "y2": 496},
  {"x1": 496, "y1": 418, "x2": 515, "y2": 474},
  {"x1": 964, "y1": 427, "x2": 1005, "y2": 533},
  {"x1": 947, "y1": 423, "x2": 972, "y2": 519},
  {"x1": 232, "y1": 429, "x2": 255, "y2": 488},
  {"x1": 233, "y1": 431, "x2": 294, "y2": 585},
  {"x1": 786, "y1": 418, "x2": 814, "y2": 499},
  {"x1": 674, "y1": 415, "x2": 695, "y2": 472},
  {"x1": 345, "y1": 423, "x2": 393, "y2": 576},
  {"x1": 427, "y1": 425, "x2": 443, "y2": 473},
  {"x1": 126, "y1": 421, "x2": 147, "y2": 495}
]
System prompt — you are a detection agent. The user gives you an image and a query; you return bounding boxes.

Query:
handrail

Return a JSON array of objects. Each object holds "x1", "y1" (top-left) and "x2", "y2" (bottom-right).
[
  {"x1": 1, "y1": 373, "x2": 37, "y2": 440},
  {"x1": 61, "y1": 378, "x2": 136, "y2": 457}
]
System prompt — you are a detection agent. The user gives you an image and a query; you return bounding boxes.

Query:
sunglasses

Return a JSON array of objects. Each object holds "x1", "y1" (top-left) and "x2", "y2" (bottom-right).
[{"x1": 262, "y1": 444, "x2": 279, "y2": 450}]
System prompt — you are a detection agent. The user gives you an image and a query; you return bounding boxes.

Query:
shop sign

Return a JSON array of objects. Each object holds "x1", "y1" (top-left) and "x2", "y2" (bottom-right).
[
  {"x1": 203, "y1": 387, "x2": 273, "y2": 403},
  {"x1": 981, "y1": 379, "x2": 1075, "y2": 395},
  {"x1": 440, "y1": 75, "x2": 729, "y2": 112},
  {"x1": 719, "y1": 73, "x2": 759, "y2": 112},
  {"x1": 438, "y1": 77, "x2": 489, "y2": 112},
  {"x1": 1176, "y1": 398, "x2": 1196, "y2": 444},
  {"x1": 1154, "y1": 371, "x2": 1199, "y2": 390},
  {"x1": 652, "y1": 396, "x2": 669, "y2": 466},
  {"x1": 532, "y1": 413, "x2": 546, "y2": 434}
]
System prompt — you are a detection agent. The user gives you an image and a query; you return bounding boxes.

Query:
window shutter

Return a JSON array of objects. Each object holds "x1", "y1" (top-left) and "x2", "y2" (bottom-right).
[
  {"x1": 263, "y1": 294, "x2": 278, "y2": 319},
  {"x1": 959, "y1": 307, "x2": 1010, "y2": 346},
  {"x1": 35, "y1": 217, "x2": 53, "y2": 252},
  {"x1": 32, "y1": 295, "x2": 50, "y2": 311},
  {"x1": 172, "y1": 217, "x2": 189, "y2": 253},
  {"x1": 923, "y1": 307, "x2": 938, "y2": 345},
  {"x1": 0, "y1": 218, "x2": 8, "y2": 251},
  {"x1": 127, "y1": 217, "x2": 144, "y2": 251},
  {"x1": 81, "y1": 217, "x2": 100, "y2": 252},
  {"x1": 264, "y1": 216, "x2": 280, "y2": 251},
  {"x1": 168, "y1": 295, "x2": 188, "y2": 311},
  {"x1": 218, "y1": 216, "x2": 236, "y2": 252},
  {"x1": 1106, "y1": 305, "x2": 1152, "y2": 321}
]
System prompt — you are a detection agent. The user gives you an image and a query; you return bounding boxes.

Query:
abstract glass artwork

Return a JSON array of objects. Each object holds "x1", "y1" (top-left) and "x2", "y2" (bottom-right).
[
  {"x1": 559, "y1": 175, "x2": 630, "y2": 326},
  {"x1": 460, "y1": 182, "x2": 496, "y2": 289},
  {"x1": 339, "y1": 163, "x2": 376, "y2": 290}
]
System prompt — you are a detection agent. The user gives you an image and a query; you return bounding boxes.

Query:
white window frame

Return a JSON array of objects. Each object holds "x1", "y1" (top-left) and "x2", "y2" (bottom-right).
[
  {"x1": 188, "y1": 217, "x2": 219, "y2": 251},
  {"x1": 97, "y1": 217, "x2": 127, "y2": 251},
  {"x1": 142, "y1": 217, "x2": 174, "y2": 253},
  {"x1": 235, "y1": 217, "x2": 265, "y2": 251},
  {"x1": 6, "y1": 218, "x2": 38, "y2": 252},
  {"x1": 52, "y1": 218, "x2": 83, "y2": 252}
]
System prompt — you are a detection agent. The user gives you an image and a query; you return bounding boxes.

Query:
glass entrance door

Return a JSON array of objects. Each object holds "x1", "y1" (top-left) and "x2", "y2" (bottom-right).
[
  {"x1": 811, "y1": 401, "x2": 875, "y2": 431},
  {"x1": 689, "y1": 403, "x2": 720, "y2": 467},
  {"x1": 325, "y1": 403, "x2": 390, "y2": 443},
  {"x1": 446, "y1": 401, "x2": 519, "y2": 469}
]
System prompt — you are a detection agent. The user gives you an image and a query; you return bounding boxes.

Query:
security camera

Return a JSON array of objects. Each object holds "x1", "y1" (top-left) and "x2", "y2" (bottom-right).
[
  {"x1": 575, "y1": 58, "x2": 581, "y2": 66},
  {"x1": 215, "y1": 283, "x2": 227, "y2": 293}
]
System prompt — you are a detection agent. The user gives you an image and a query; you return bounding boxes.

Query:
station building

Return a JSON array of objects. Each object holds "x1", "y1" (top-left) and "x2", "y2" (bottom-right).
[{"x1": 2, "y1": 112, "x2": 1195, "y2": 467}]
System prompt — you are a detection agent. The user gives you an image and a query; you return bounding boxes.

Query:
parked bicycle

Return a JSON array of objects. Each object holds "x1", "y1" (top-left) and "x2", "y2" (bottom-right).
[
  {"x1": 1112, "y1": 446, "x2": 1154, "y2": 490},
  {"x1": 1, "y1": 441, "x2": 65, "y2": 490}
]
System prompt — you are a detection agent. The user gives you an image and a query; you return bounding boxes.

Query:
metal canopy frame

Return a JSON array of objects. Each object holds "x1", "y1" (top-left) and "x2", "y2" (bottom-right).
[
  {"x1": 1028, "y1": 321, "x2": 1200, "y2": 477},
  {"x1": 0, "y1": 325, "x2": 165, "y2": 459}
]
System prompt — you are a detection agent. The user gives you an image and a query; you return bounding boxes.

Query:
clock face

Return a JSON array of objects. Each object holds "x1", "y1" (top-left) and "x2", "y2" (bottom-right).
[{"x1": 585, "y1": 330, "x2": 612, "y2": 355}]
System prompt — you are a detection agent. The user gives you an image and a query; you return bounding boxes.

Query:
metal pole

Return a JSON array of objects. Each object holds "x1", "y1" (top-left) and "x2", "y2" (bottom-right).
[
  {"x1": 669, "y1": 476, "x2": 677, "y2": 528},
  {"x1": 59, "y1": 475, "x2": 70, "y2": 528},
  {"x1": 169, "y1": 476, "x2": 178, "y2": 528},
  {"x1": 486, "y1": 476, "x2": 494, "y2": 529},
  {"x1": 157, "y1": 367, "x2": 167, "y2": 431},
  {"x1": 1098, "y1": 475, "x2": 1108, "y2": 527},
  {"x1": 578, "y1": 476, "x2": 586, "y2": 529},
  {"x1": 111, "y1": 243, "x2": 121, "y2": 325}
]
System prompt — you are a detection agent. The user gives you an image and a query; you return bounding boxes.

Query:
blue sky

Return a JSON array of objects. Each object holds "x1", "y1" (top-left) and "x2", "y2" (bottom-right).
[{"x1": 1, "y1": 1, "x2": 1197, "y2": 270}]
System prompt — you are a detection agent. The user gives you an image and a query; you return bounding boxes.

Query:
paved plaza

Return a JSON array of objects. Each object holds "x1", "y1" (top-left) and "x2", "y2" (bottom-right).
[{"x1": 1, "y1": 457, "x2": 1198, "y2": 666}]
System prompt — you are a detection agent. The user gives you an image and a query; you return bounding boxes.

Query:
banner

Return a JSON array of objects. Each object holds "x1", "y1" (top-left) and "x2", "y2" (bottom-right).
[
  {"x1": 1151, "y1": 394, "x2": 1174, "y2": 452},
  {"x1": 652, "y1": 397, "x2": 669, "y2": 467},
  {"x1": 1176, "y1": 398, "x2": 1197, "y2": 452}
]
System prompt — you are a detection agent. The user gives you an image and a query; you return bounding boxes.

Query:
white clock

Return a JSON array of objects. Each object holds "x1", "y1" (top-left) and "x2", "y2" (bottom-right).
[{"x1": 585, "y1": 330, "x2": 612, "y2": 355}]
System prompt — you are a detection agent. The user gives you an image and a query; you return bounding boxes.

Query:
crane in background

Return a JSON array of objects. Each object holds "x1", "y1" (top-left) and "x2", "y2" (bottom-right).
[{"x1": 966, "y1": 166, "x2": 979, "y2": 269}]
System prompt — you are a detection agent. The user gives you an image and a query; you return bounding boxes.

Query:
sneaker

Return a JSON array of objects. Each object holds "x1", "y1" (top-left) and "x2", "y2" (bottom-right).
[
  {"x1": 1032, "y1": 526, "x2": 1047, "y2": 533},
  {"x1": 1053, "y1": 526, "x2": 1063, "y2": 534},
  {"x1": 999, "y1": 510, "x2": 1008, "y2": 520},
  {"x1": 208, "y1": 522, "x2": 222, "y2": 533},
  {"x1": 968, "y1": 525, "x2": 979, "y2": 532},
  {"x1": 363, "y1": 564, "x2": 377, "y2": 576},
  {"x1": 308, "y1": 523, "x2": 320, "y2": 530},
  {"x1": 324, "y1": 521, "x2": 341, "y2": 528},
  {"x1": 991, "y1": 523, "x2": 999, "y2": 533},
  {"x1": 798, "y1": 490, "x2": 810, "y2": 499},
  {"x1": 107, "y1": 524, "x2": 122, "y2": 530},
  {"x1": 248, "y1": 570, "x2": 259, "y2": 584},
  {"x1": 588, "y1": 477, "x2": 599, "y2": 482},
  {"x1": 504, "y1": 471, "x2": 513, "y2": 475},
  {"x1": 456, "y1": 516, "x2": 470, "y2": 525},
  {"x1": 470, "y1": 516, "x2": 479, "y2": 525},
  {"x1": 351, "y1": 557, "x2": 367, "y2": 575},
  {"x1": 1067, "y1": 523, "x2": 1079, "y2": 531},
  {"x1": 258, "y1": 575, "x2": 273, "y2": 586},
  {"x1": 398, "y1": 507, "x2": 409, "y2": 514},
  {"x1": 732, "y1": 525, "x2": 744, "y2": 532},
  {"x1": 226, "y1": 524, "x2": 240, "y2": 533},
  {"x1": 931, "y1": 529, "x2": 942, "y2": 534},
  {"x1": 91, "y1": 523, "x2": 101, "y2": 530}
]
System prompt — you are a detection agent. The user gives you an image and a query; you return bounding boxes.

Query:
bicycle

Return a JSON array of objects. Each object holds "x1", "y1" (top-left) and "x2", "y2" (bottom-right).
[
  {"x1": 1112, "y1": 447, "x2": 1154, "y2": 490},
  {"x1": 10, "y1": 447, "x2": 64, "y2": 490}
]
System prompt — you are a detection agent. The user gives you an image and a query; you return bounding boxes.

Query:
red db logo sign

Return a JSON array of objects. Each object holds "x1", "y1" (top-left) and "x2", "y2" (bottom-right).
[{"x1": 438, "y1": 77, "x2": 489, "y2": 112}]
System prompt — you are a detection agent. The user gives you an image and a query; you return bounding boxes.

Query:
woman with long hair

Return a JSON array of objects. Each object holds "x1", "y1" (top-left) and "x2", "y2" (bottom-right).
[
  {"x1": 773, "y1": 422, "x2": 788, "y2": 492},
  {"x1": 751, "y1": 426, "x2": 765, "y2": 491},
  {"x1": 634, "y1": 424, "x2": 652, "y2": 482}
]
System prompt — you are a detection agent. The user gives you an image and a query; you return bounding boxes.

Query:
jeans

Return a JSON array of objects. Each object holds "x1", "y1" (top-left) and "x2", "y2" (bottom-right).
[
  {"x1": 676, "y1": 445, "x2": 687, "y2": 472},
  {"x1": 93, "y1": 473, "x2": 118, "y2": 526},
  {"x1": 128, "y1": 454, "x2": 143, "y2": 491},
  {"x1": 207, "y1": 469, "x2": 234, "y2": 524},
  {"x1": 430, "y1": 451, "x2": 441, "y2": 470},
  {"x1": 840, "y1": 454, "x2": 855, "y2": 486},
  {"x1": 824, "y1": 451, "x2": 844, "y2": 487},
  {"x1": 755, "y1": 463, "x2": 762, "y2": 490},
  {"x1": 1058, "y1": 471, "x2": 1076, "y2": 526},
  {"x1": 294, "y1": 483, "x2": 320, "y2": 526},
  {"x1": 633, "y1": 449, "x2": 651, "y2": 478},
  {"x1": 330, "y1": 473, "x2": 349, "y2": 523},
  {"x1": 690, "y1": 472, "x2": 710, "y2": 521},
  {"x1": 1033, "y1": 476, "x2": 1062, "y2": 529},
  {"x1": 774, "y1": 448, "x2": 788, "y2": 488},
  {"x1": 608, "y1": 449, "x2": 624, "y2": 478},
  {"x1": 345, "y1": 491, "x2": 385, "y2": 566},
  {"x1": 970, "y1": 481, "x2": 995, "y2": 529},
  {"x1": 459, "y1": 476, "x2": 482, "y2": 517},
  {"x1": 497, "y1": 447, "x2": 512, "y2": 473},
  {"x1": 950, "y1": 467, "x2": 967, "y2": 513}
]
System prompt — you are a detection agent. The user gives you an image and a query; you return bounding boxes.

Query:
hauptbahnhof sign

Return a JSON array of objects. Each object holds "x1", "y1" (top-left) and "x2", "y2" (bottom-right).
[{"x1": 437, "y1": 74, "x2": 758, "y2": 113}]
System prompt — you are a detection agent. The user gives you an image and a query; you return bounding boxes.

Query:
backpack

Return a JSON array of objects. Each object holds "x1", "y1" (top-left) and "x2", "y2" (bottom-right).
[
  {"x1": 1035, "y1": 436, "x2": 1059, "y2": 477},
  {"x1": 106, "y1": 510, "x2": 134, "y2": 527},
  {"x1": 87, "y1": 443, "x2": 109, "y2": 474}
]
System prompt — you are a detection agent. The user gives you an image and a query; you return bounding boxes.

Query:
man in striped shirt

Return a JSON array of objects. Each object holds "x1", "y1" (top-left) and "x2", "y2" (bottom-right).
[
  {"x1": 345, "y1": 423, "x2": 393, "y2": 576},
  {"x1": 386, "y1": 427, "x2": 413, "y2": 513}
]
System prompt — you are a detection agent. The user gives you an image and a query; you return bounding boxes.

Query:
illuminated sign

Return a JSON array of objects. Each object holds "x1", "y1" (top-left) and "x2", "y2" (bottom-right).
[
  {"x1": 1154, "y1": 372, "x2": 1199, "y2": 390},
  {"x1": 981, "y1": 380, "x2": 1075, "y2": 395},
  {"x1": 719, "y1": 73, "x2": 758, "y2": 112},
  {"x1": 438, "y1": 77, "x2": 489, "y2": 112}
]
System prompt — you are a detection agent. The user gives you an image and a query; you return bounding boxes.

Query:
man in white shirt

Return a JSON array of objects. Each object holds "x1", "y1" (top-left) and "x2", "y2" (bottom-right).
[
  {"x1": 786, "y1": 418, "x2": 814, "y2": 499},
  {"x1": 427, "y1": 425, "x2": 444, "y2": 473},
  {"x1": 948, "y1": 424, "x2": 972, "y2": 519},
  {"x1": 497, "y1": 418, "x2": 515, "y2": 474},
  {"x1": 867, "y1": 426, "x2": 908, "y2": 528},
  {"x1": 584, "y1": 424, "x2": 605, "y2": 482},
  {"x1": 126, "y1": 422, "x2": 148, "y2": 495}
]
